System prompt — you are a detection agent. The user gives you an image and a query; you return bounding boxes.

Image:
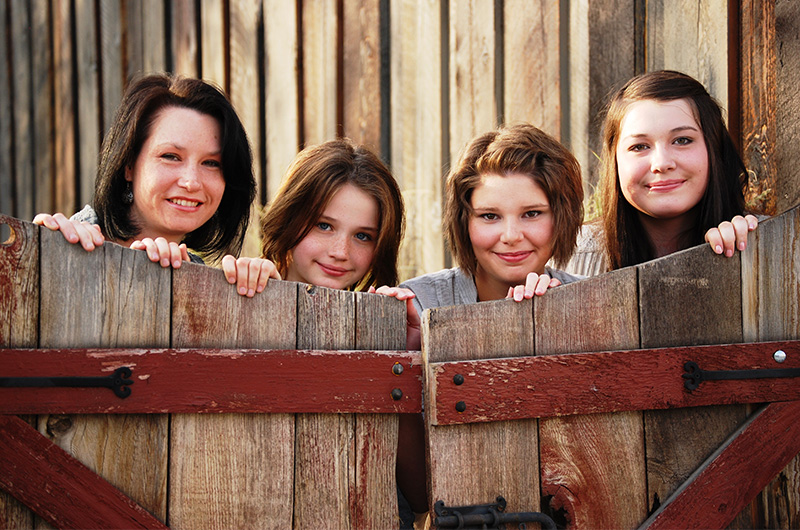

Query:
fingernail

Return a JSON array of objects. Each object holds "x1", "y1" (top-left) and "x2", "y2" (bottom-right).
[
  {"x1": 238, "y1": 286, "x2": 247, "y2": 295},
  {"x1": 524, "y1": 289, "x2": 534, "y2": 298},
  {"x1": 726, "y1": 249, "x2": 733, "y2": 257},
  {"x1": 739, "y1": 241, "x2": 746, "y2": 251},
  {"x1": 247, "y1": 289, "x2": 255, "y2": 297},
  {"x1": 715, "y1": 245, "x2": 722, "y2": 254},
  {"x1": 257, "y1": 285, "x2": 264, "y2": 293},
  {"x1": 161, "y1": 258, "x2": 169, "y2": 267},
  {"x1": 173, "y1": 259, "x2": 181, "y2": 267},
  {"x1": 514, "y1": 291, "x2": 522, "y2": 301}
]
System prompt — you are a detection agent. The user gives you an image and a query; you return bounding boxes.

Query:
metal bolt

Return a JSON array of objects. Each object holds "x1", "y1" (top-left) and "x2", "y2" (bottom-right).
[
  {"x1": 774, "y1": 350, "x2": 787, "y2": 363},
  {"x1": 391, "y1": 388, "x2": 403, "y2": 401},
  {"x1": 455, "y1": 401, "x2": 466, "y2": 413},
  {"x1": 392, "y1": 362, "x2": 404, "y2": 375},
  {"x1": 453, "y1": 374, "x2": 464, "y2": 385}
]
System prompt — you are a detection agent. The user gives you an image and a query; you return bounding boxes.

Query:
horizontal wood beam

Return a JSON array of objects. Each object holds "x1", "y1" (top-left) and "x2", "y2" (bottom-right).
[
  {"x1": 0, "y1": 348, "x2": 422, "y2": 414},
  {"x1": 0, "y1": 414, "x2": 169, "y2": 529},
  {"x1": 640, "y1": 400, "x2": 800, "y2": 529},
  {"x1": 430, "y1": 341, "x2": 800, "y2": 425}
]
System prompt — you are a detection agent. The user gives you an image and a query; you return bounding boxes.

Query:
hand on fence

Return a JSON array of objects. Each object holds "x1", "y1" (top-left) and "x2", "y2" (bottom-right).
[
  {"x1": 33, "y1": 213, "x2": 105, "y2": 251},
  {"x1": 705, "y1": 214, "x2": 759, "y2": 258},
  {"x1": 221, "y1": 256, "x2": 281, "y2": 297},
  {"x1": 370, "y1": 286, "x2": 421, "y2": 350},
  {"x1": 506, "y1": 272, "x2": 561, "y2": 302},
  {"x1": 130, "y1": 237, "x2": 190, "y2": 268}
]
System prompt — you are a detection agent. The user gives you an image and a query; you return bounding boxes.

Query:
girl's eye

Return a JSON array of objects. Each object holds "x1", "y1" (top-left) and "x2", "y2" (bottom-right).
[
  {"x1": 674, "y1": 137, "x2": 693, "y2": 146},
  {"x1": 523, "y1": 210, "x2": 541, "y2": 218},
  {"x1": 479, "y1": 213, "x2": 498, "y2": 221},
  {"x1": 355, "y1": 232, "x2": 372, "y2": 242},
  {"x1": 161, "y1": 153, "x2": 180, "y2": 161},
  {"x1": 317, "y1": 222, "x2": 332, "y2": 231},
  {"x1": 628, "y1": 143, "x2": 648, "y2": 152}
]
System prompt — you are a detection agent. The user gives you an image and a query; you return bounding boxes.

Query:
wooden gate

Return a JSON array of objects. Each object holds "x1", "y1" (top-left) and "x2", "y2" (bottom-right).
[{"x1": 1, "y1": 206, "x2": 799, "y2": 529}]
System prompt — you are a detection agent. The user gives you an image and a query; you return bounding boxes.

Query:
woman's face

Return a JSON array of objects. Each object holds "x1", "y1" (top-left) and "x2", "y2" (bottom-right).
[
  {"x1": 125, "y1": 106, "x2": 225, "y2": 244},
  {"x1": 286, "y1": 183, "x2": 379, "y2": 290},
  {"x1": 615, "y1": 98, "x2": 709, "y2": 223},
  {"x1": 468, "y1": 172, "x2": 555, "y2": 301}
]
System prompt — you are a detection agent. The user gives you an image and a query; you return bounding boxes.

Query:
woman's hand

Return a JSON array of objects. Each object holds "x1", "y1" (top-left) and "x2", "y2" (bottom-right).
[
  {"x1": 370, "y1": 286, "x2": 421, "y2": 350},
  {"x1": 130, "y1": 237, "x2": 191, "y2": 268},
  {"x1": 33, "y1": 213, "x2": 105, "y2": 251},
  {"x1": 221, "y1": 256, "x2": 282, "y2": 297},
  {"x1": 506, "y1": 272, "x2": 562, "y2": 302},
  {"x1": 705, "y1": 214, "x2": 759, "y2": 257}
]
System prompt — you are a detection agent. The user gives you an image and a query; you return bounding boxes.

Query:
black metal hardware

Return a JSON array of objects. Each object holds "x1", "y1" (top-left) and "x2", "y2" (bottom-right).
[
  {"x1": 683, "y1": 361, "x2": 800, "y2": 391},
  {"x1": 455, "y1": 401, "x2": 466, "y2": 412},
  {"x1": 392, "y1": 362, "x2": 404, "y2": 375},
  {"x1": 391, "y1": 388, "x2": 403, "y2": 400},
  {"x1": 434, "y1": 496, "x2": 557, "y2": 530},
  {"x1": 0, "y1": 367, "x2": 133, "y2": 398},
  {"x1": 453, "y1": 373, "x2": 465, "y2": 385}
]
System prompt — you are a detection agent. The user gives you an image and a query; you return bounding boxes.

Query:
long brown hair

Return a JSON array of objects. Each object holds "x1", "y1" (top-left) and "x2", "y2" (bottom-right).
[
  {"x1": 599, "y1": 70, "x2": 748, "y2": 270},
  {"x1": 444, "y1": 123, "x2": 584, "y2": 275},
  {"x1": 260, "y1": 139, "x2": 405, "y2": 290}
]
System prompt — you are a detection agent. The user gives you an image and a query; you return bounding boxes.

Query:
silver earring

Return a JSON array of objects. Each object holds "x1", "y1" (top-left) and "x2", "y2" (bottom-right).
[{"x1": 123, "y1": 182, "x2": 134, "y2": 205}]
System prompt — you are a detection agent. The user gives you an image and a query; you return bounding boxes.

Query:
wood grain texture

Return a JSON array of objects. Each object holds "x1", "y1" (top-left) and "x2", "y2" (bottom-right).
[
  {"x1": 343, "y1": 0, "x2": 381, "y2": 150},
  {"x1": 201, "y1": 0, "x2": 226, "y2": 90},
  {"x1": 75, "y1": 0, "x2": 100, "y2": 208},
  {"x1": 0, "y1": 216, "x2": 37, "y2": 529},
  {"x1": 742, "y1": 205, "x2": 800, "y2": 527},
  {"x1": 503, "y1": 0, "x2": 560, "y2": 137},
  {"x1": 449, "y1": 0, "x2": 496, "y2": 162},
  {"x1": 53, "y1": 0, "x2": 76, "y2": 215},
  {"x1": 424, "y1": 299, "x2": 538, "y2": 514},
  {"x1": 32, "y1": 0, "x2": 52, "y2": 216},
  {"x1": 38, "y1": 236, "x2": 170, "y2": 522},
  {"x1": 127, "y1": 0, "x2": 167, "y2": 77},
  {"x1": 390, "y1": 0, "x2": 444, "y2": 281},
  {"x1": 638, "y1": 244, "x2": 752, "y2": 526},
  {"x1": 0, "y1": 415, "x2": 168, "y2": 530},
  {"x1": 641, "y1": 401, "x2": 800, "y2": 530},
  {"x1": 536, "y1": 268, "x2": 647, "y2": 529},
  {"x1": 100, "y1": 0, "x2": 124, "y2": 133},
  {"x1": 774, "y1": 1, "x2": 800, "y2": 213},
  {"x1": 301, "y1": 0, "x2": 338, "y2": 146},
  {"x1": 171, "y1": 0, "x2": 198, "y2": 76},
  {"x1": 294, "y1": 285, "x2": 355, "y2": 530},
  {"x1": 170, "y1": 264, "x2": 297, "y2": 530},
  {"x1": 264, "y1": 0, "x2": 300, "y2": 200},
  {"x1": 0, "y1": 2, "x2": 10, "y2": 217},
  {"x1": 10, "y1": 0, "x2": 33, "y2": 221}
]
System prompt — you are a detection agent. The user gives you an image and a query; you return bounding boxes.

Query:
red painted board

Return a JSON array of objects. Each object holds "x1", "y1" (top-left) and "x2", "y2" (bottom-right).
[
  {"x1": 0, "y1": 348, "x2": 422, "y2": 414},
  {"x1": 640, "y1": 400, "x2": 800, "y2": 529},
  {"x1": 0, "y1": 414, "x2": 168, "y2": 529},
  {"x1": 430, "y1": 341, "x2": 800, "y2": 425}
]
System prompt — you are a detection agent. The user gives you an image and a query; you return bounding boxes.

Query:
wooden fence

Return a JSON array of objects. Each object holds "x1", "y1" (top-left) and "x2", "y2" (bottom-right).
[
  {"x1": 1, "y1": 205, "x2": 799, "y2": 528},
  {"x1": 1, "y1": 0, "x2": 799, "y2": 280}
]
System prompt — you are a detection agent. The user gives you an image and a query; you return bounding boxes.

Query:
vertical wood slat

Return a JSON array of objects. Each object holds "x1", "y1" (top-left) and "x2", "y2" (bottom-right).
[
  {"x1": 200, "y1": 0, "x2": 226, "y2": 89},
  {"x1": 75, "y1": 0, "x2": 100, "y2": 209},
  {"x1": 10, "y1": 0, "x2": 33, "y2": 221},
  {"x1": 128, "y1": 0, "x2": 167, "y2": 78},
  {"x1": 423, "y1": 300, "x2": 538, "y2": 513},
  {"x1": 263, "y1": 0, "x2": 300, "y2": 200},
  {"x1": 503, "y1": 0, "x2": 560, "y2": 138},
  {"x1": 638, "y1": 246, "x2": 754, "y2": 527},
  {"x1": 342, "y1": 0, "x2": 381, "y2": 151},
  {"x1": 0, "y1": 216, "x2": 39, "y2": 528},
  {"x1": 536, "y1": 269, "x2": 647, "y2": 529},
  {"x1": 32, "y1": 0, "x2": 53, "y2": 218},
  {"x1": 390, "y1": 0, "x2": 444, "y2": 282},
  {"x1": 301, "y1": 0, "x2": 338, "y2": 146},
  {"x1": 448, "y1": 0, "x2": 496, "y2": 161},
  {"x1": 53, "y1": 0, "x2": 75, "y2": 215},
  {"x1": 100, "y1": 0, "x2": 124, "y2": 135},
  {"x1": 773, "y1": 2, "x2": 800, "y2": 213},
  {"x1": 169, "y1": 266, "x2": 297, "y2": 529},
  {"x1": 37, "y1": 235, "x2": 171, "y2": 523},
  {"x1": 171, "y1": 0, "x2": 198, "y2": 77},
  {"x1": 0, "y1": 1, "x2": 12, "y2": 216},
  {"x1": 743, "y1": 205, "x2": 800, "y2": 527}
]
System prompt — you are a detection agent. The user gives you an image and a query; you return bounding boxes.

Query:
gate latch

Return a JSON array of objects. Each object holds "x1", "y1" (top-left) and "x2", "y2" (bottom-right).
[
  {"x1": 0, "y1": 367, "x2": 134, "y2": 398},
  {"x1": 433, "y1": 496, "x2": 556, "y2": 530},
  {"x1": 682, "y1": 360, "x2": 800, "y2": 391}
]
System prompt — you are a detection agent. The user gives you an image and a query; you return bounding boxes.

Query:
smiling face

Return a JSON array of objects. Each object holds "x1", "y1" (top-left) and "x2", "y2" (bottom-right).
[
  {"x1": 286, "y1": 183, "x2": 379, "y2": 290},
  {"x1": 615, "y1": 98, "x2": 709, "y2": 225},
  {"x1": 125, "y1": 106, "x2": 225, "y2": 244},
  {"x1": 468, "y1": 172, "x2": 554, "y2": 301}
]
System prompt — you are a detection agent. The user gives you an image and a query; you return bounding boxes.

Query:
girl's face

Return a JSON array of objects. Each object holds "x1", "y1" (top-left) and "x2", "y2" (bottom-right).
[
  {"x1": 126, "y1": 106, "x2": 225, "y2": 244},
  {"x1": 615, "y1": 98, "x2": 709, "y2": 223},
  {"x1": 468, "y1": 173, "x2": 554, "y2": 301},
  {"x1": 286, "y1": 183, "x2": 379, "y2": 290}
]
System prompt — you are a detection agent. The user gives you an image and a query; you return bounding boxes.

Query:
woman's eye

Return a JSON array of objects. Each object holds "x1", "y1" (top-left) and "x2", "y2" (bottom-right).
[
  {"x1": 317, "y1": 222, "x2": 332, "y2": 231},
  {"x1": 628, "y1": 143, "x2": 648, "y2": 152},
  {"x1": 355, "y1": 232, "x2": 372, "y2": 242},
  {"x1": 161, "y1": 153, "x2": 180, "y2": 161},
  {"x1": 203, "y1": 159, "x2": 222, "y2": 168},
  {"x1": 674, "y1": 137, "x2": 693, "y2": 146},
  {"x1": 523, "y1": 210, "x2": 541, "y2": 218},
  {"x1": 479, "y1": 213, "x2": 498, "y2": 221}
]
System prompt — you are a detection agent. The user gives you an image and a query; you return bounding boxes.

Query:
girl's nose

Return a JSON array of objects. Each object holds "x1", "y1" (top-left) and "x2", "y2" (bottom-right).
[
  {"x1": 329, "y1": 234, "x2": 349, "y2": 259},
  {"x1": 650, "y1": 145, "x2": 677, "y2": 173},
  {"x1": 500, "y1": 219, "x2": 523, "y2": 244}
]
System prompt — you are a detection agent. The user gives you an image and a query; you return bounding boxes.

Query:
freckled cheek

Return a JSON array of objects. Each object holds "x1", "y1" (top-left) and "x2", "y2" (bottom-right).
[
  {"x1": 352, "y1": 246, "x2": 377, "y2": 275},
  {"x1": 468, "y1": 222, "x2": 499, "y2": 253}
]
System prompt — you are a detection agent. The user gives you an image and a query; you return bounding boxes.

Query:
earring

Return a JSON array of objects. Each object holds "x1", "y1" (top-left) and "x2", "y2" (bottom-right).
[{"x1": 123, "y1": 182, "x2": 134, "y2": 205}]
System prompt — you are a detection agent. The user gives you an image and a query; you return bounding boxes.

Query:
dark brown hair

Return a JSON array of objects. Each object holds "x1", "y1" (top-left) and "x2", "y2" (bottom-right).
[
  {"x1": 260, "y1": 139, "x2": 405, "y2": 290},
  {"x1": 444, "y1": 123, "x2": 584, "y2": 275},
  {"x1": 93, "y1": 73, "x2": 256, "y2": 262},
  {"x1": 599, "y1": 70, "x2": 748, "y2": 269}
]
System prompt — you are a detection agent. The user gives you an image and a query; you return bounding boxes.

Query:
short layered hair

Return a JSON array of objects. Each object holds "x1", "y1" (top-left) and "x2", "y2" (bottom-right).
[{"x1": 444, "y1": 123, "x2": 584, "y2": 275}]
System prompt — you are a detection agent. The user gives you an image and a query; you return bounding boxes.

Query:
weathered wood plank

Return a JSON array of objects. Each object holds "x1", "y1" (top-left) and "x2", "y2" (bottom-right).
[
  {"x1": 0, "y1": 1, "x2": 11, "y2": 217},
  {"x1": 430, "y1": 341, "x2": 800, "y2": 425},
  {"x1": 201, "y1": 0, "x2": 226, "y2": 89},
  {"x1": 53, "y1": 0, "x2": 76, "y2": 215},
  {"x1": 536, "y1": 268, "x2": 647, "y2": 529},
  {"x1": 639, "y1": 245, "x2": 752, "y2": 526},
  {"x1": 641, "y1": 400, "x2": 800, "y2": 530},
  {"x1": 38, "y1": 236, "x2": 170, "y2": 522},
  {"x1": 31, "y1": 0, "x2": 52, "y2": 217},
  {"x1": 301, "y1": 0, "x2": 339, "y2": 145},
  {"x1": 0, "y1": 415, "x2": 168, "y2": 530},
  {"x1": 0, "y1": 216, "x2": 37, "y2": 530},
  {"x1": 389, "y1": 0, "x2": 444, "y2": 281},
  {"x1": 774, "y1": 1, "x2": 800, "y2": 213},
  {"x1": 294, "y1": 285, "x2": 356, "y2": 529},
  {"x1": 342, "y1": 0, "x2": 381, "y2": 150},
  {"x1": 424, "y1": 299, "x2": 538, "y2": 514},
  {"x1": 743, "y1": 205, "x2": 800, "y2": 527},
  {"x1": 100, "y1": 0, "x2": 124, "y2": 133},
  {"x1": 170, "y1": 264, "x2": 297, "y2": 529},
  {"x1": 128, "y1": 0, "x2": 167, "y2": 78},
  {"x1": 75, "y1": 0, "x2": 100, "y2": 208},
  {"x1": 171, "y1": 0, "x2": 199, "y2": 76},
  {"x1": 264, "y1": 0, "x2": 300, "y2": 200},
  {"x1": 10, "y1": 0, "x2": 33, "y2": 221},
  {"x1": 503, "y1": 0, "x2": 560, "y2": 137}
]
